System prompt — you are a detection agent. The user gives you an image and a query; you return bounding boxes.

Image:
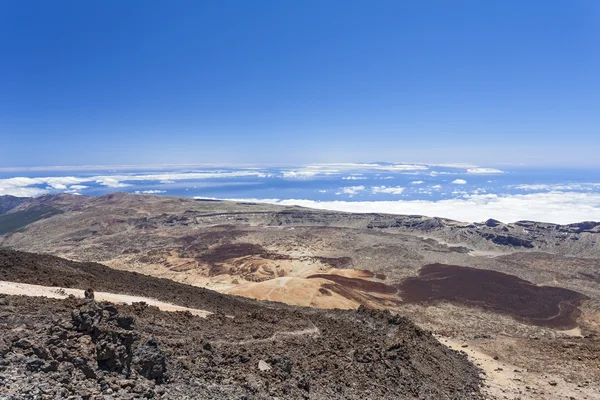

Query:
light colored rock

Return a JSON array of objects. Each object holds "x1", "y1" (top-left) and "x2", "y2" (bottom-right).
[{"x1": 258, "y1": 360, "x2": 271, "y2": 372}]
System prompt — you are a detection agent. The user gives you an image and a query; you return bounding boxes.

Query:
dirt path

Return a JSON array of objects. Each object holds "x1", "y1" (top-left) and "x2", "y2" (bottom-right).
[
  {"x1": 0, "y1": 280, "x2": 212, "y2": 318},
  {"x1": 438, "y1": 336, "x2": 600, "y2": 400}
]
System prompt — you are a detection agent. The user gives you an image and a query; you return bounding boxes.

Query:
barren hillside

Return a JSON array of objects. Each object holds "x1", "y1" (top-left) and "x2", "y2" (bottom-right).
[{"x1": 1, "y1": 193, "x2": 599, "y2": 398}]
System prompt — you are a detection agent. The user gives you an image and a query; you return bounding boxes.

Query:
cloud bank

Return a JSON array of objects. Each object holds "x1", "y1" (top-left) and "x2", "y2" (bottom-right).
[
  {"x1": 0, "y1": 171, "x2": 268, "y2": 197},
  {"x1": 281, "y1": 163, "x2": 429, "y2": 179},
  {"x1": 513, "y1": 183, "x2": 600, "y2": 192},
  {"x1": 467, "y1": 168, "x2": 504, "y2": 174},
  {"x1": 0, "y1": 163, "x2": 508, "y2": 197},
  {"x1": 219, "y1": 192, "x2": 600, "y2": 224}
]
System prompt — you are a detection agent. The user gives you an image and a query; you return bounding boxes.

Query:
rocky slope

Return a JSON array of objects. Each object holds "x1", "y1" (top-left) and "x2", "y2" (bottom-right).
[
  {"x1": 1, "y1": 193, "x2": 599, "y2": 258},
  {"x1": 0, "y1": 196, "x2": 28, "y2": 216},
  {"x1": 0, "y1": 250, "x2": 483, "y2": 399},
  {"x1": 1, "y1": 194, "x2": 598, "y2": 313},
  {"x1": 1, "y1": 194, "x2": 600, "y2": 398}
]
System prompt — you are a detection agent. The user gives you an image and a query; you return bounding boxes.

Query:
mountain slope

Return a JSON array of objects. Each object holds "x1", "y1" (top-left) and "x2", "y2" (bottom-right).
[{"x1": 0, "y1": 250, "x2": 483, "y2": 399}]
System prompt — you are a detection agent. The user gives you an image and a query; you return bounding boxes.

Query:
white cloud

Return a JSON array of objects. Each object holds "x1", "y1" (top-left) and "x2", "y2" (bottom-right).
[
  {"x1": 310, "y1": 163, "x2": 427, "y2": 172},
  {"x1": 69, "y1": 185, "x2": 88, "y2": 190},
  {"x1": 0, "y1": 176, "x2": 86, "y2": 197},
  {"x1": 281, "y1": 170, "x2": 326, "y2": 179},
  {"x1": 427, "y1": 163, "x2": 479, "y2": 169},
  {"x1": 95, "y1": 177, "x2": 131, "y2": 188},
  {"x1": 429, "y1": 171, "x2": 456, "y2": 177},
  {"x1": 222, "y1": 192, "x2": 600, "y2": 224},
  {"x1": 467, "y1": 168, "x2": 504, "y2": 174},
  {"x1": 134, "y1": 190, "x2": 166, "y2": 194},
  {"x1": 377, "y1": 164, "x2": 428, "y2": 172},
  {"x1": 513, "y1": 183, "x2": 600, "y2": 192},
  {"x1": 318, "y1": 190, "x2": 327, "y2": 193},
  {"x1": 431, "y1": 185, "x2": 442, "y2": 189},
  {"x1": 337, "y1": 186, "x2": 366, "y2": 196},
  {"x1": 411, "y1": 181, "x2": 424, "y2": 185},
  {"x1": 371, "y1": 186, "x2": 405, "y2": 195},
  {"x1": 0, "y1": 170, "x2": 269, "y2": 197},
  {"x1": 45, "y1": 177, "x2": 87, "y2": 189},
  {"x1": 282, "y1": 163, "x2": 428, "y2": 180},
  {"x1": 342, "y1": 176, "x2": 367, "y2": 180},
  {"x1": 0, "y1": 186, "x2": 49, "y2": 197},
  {"x1": 452, "y1": 179, "x2": 467, "y2": 185}
]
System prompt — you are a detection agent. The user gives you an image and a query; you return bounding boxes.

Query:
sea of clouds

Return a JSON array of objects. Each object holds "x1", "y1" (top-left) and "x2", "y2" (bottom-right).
[{"x1": 1, "y1": 163, "x2": 599, "y2": 224}]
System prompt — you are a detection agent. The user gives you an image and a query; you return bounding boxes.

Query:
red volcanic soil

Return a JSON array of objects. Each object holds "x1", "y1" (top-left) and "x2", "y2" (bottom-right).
[{"x1": 398, "y1": 264, "x2": 589, "y2": 329}]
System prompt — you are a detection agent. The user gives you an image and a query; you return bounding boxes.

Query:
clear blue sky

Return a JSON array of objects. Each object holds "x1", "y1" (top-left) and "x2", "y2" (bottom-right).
[{"x1": 1, "y1": 1, "x2": 599, "y2": 167}]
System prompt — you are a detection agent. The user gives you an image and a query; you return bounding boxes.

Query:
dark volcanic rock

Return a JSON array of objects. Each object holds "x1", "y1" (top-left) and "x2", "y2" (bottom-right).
[
  {"x1": 567, "y1": 221, "x2": 600, "y2": 233},
  {"x1": 398, "y1": 264, "x2": 589, "y2": 329},
  {"x1": 84, "y1": 288, "x2": 94, "y2": 299},
  {"x1": 132, "y1": 338, "x2": 167, "y2": 382},
  {"x1": 0, "y1": 251, "x2": 485, "y2": 399},
  {"x1": 485, "y1": 218, "x2": 502, "y2": 228},
  {"x1": 367, "y1": 215, "x2": 446, "y2": 230},
  {"x1": 72, "y1": 303, "x2": 103, "y2": 333},
  {"x1": 482, "y1": 233, "x2": 534, "y2": 248}
]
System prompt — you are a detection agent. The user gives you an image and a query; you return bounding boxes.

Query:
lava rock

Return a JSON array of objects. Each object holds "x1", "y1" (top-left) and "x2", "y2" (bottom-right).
[
  {"x1": 132, "y1": 339, "x2": 167, "y2": 383},
  {"x1": 84, "y1": 288, "x2": 95, "y2": 300}
]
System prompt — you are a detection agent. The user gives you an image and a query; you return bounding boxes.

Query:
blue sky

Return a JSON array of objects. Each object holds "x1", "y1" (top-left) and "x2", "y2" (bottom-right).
[{"x1": 1, "y1": 1, "x2": 599, "y2": 167}]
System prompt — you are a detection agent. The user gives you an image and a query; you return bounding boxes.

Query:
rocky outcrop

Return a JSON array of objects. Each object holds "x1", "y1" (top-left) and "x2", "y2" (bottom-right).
[
  {"x1": 132, "y1": 338, "x2": 167, "y2": 382},
  {"x1": 563, "y1": 221, "x2": 600, "y2": 233},
  {"x1": 0, "y1": 287, "x2": 484, "y2": 399},
  {"x1": 0, "y1": 295, "x2": 167, "y2": 398},
  {"x1": 71, "y1": 299, "x2": 168, "y2": 384},
  {"x1": 485, "y1": 219, "x2": 502, "y2": 228},
  {"x1": 481, "y1": 233, "x2": 534, "y2": 248}
]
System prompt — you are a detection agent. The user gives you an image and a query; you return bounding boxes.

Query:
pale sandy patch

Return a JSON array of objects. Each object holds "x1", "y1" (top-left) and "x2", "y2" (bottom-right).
[{"x1": 438, "y1": 336, "x2": 600, "y2": 400}]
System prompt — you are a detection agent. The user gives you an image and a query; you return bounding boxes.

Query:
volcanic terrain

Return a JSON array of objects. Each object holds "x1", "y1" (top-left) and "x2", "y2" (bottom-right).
[
  {"x1": 0, "y1": 250, "x2": 482, "y2": 399},
  {"x1": 1, "y1": 193, "x2": 599, "y2": 399}
]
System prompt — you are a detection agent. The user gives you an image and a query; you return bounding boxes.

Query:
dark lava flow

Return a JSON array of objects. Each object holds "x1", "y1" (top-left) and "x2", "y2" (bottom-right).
[
  {"x1": 398, "y1": 264, "x2": 589, "y2": 329},
  {"x1": 308, "y1": 274, "x2": 398, "y2": 294}
]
